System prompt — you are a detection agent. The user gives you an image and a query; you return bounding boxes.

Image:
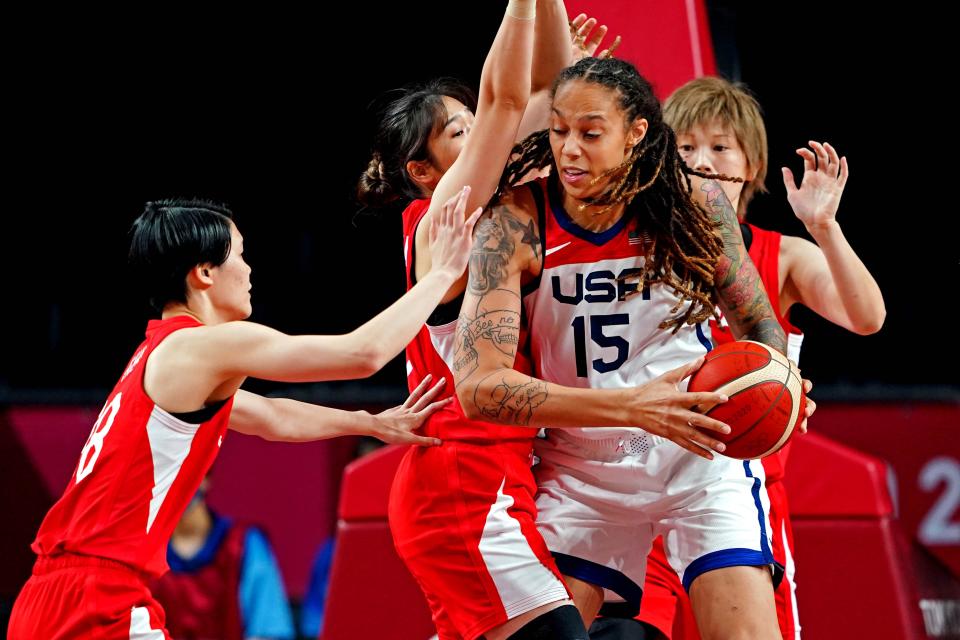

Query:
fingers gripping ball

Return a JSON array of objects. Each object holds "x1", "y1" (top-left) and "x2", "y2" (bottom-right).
[{"x1": 688, "y1": 341, "x2": 805, "y2": 460}]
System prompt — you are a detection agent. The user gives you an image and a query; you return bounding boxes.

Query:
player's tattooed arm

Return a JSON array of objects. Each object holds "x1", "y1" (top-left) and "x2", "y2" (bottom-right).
[
  {"x1": 453, "y1": 201, "x2": 548, "y2": 424},
  {"x1": 699, "y1": 179, "x2": 786, "y2": 354}
]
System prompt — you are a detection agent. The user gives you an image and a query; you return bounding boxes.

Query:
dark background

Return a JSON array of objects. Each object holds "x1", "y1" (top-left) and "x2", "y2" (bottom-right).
[{"x1": 1, "y1": 2, "x2": 955, "y2": 403}]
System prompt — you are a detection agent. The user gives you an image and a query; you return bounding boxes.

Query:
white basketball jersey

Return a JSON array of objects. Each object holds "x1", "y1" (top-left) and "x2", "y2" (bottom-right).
[{"x1": 522, "y1": 179, "x2": 712, "y2": 441}]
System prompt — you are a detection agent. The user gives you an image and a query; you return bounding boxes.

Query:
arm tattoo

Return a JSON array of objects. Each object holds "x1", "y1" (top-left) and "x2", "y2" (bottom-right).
[
  {"x1": 453, "y1": 307, "x2": 520, "y2": 385},
  {"x1": 473, "y1": 371, "x2": 548, "y2": 426},
  {"x1": 468, "y1": 205, "x2": 540, "y2": 295},
  {"x1": 454, "y1": 203, "x2": 549, "y2": 423},
  {"x1": 700, "y1": 180, "x2": 787, "y2": 354}
]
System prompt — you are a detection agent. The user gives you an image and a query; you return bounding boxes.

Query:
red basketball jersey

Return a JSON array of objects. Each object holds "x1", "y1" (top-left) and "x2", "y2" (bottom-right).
[
  {"x1": 31, "y1": 315, "x2": 234, "y2": 576},
  {"x1": 710, "y1": 224, "x2": 803, "y2": 481},
  {"x1": 400, "y1": 198, "x2": 535, "y2": 442}
]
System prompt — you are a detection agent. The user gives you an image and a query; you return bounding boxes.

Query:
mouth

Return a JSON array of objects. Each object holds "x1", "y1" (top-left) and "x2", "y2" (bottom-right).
[{"x1": 561, "y1": 167, "x2": 589, "y2": 186}]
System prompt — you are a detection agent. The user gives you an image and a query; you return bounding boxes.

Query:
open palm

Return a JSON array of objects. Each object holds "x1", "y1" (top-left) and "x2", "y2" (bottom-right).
[{"x1": 782, "y1": 141, "x2": 849, "y2": 230}]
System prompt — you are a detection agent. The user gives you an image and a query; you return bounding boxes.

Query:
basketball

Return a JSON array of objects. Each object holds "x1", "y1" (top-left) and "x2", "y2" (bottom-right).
[{"x1": 688, "y1": 340, "x2": 805, "y2": 460}]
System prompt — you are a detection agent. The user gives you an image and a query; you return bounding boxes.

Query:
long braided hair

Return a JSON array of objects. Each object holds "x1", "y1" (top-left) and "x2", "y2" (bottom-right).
[{"x1": 503, "y1": 58, "x2": 733, "y2": 331}]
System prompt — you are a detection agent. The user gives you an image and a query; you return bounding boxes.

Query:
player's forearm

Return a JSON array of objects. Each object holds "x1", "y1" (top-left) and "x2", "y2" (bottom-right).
[
  {"x1": 249, "y1": 397, "x2": 374, "y2": 443},
  {"x1": 516, "y1": 0, "x2": 570, "y2": 140},
  {"x1": 697, "y1": 178, "x2": 787, "y2": 355},
  {"x1": 479, "y1": 1, "x2": 535, "y2": 111},
  {"x1": 531, "y1": 0, "x2": 571, "y2": 91},
  {"x1": 457, "y1": 366, "x2": 630, "y2": 427},
  {"x1": 348, "y1": 267, "x2": 460, "y2": 375},
  {"x1": 808, "y1": 220, "x2": 885, "y2": 335}
]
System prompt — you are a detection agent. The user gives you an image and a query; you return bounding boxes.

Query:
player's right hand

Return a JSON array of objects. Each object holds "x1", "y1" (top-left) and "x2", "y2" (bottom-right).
[
  {"x1": 569, "y1": 13, "x2": 622, "y2": 62},
  {"x1": 629, "y1": 357, "x2": 731, "y2": 460},
  {"x1": 369, "y1": 374, "x2": 448, "y2": 447},
  {"x1": 428, "y1": 185, "x2": 484, "y2": 280}
]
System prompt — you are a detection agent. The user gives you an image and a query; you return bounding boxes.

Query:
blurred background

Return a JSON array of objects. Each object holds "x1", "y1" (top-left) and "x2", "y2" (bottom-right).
[{"x1": 1, "y1": 1, "x2": 957, "y2": 638}]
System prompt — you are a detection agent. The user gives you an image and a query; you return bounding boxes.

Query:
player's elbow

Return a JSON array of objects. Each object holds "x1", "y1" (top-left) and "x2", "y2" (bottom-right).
[
  {"x1": 456, "y1": 382, "x2": 484, "y2": 421},
  {"x1": 852, "y1": 307, "x2": 886, "y2": 335},
  {"x1": 342, "y1": 336, "x2": 391, "y2": 379},
  {"x1": 353, "y1": 347, "x2": 387, "y2": 379},
  {"x1": 482, "y1": 89, "x2": 529, "y2": 117}
]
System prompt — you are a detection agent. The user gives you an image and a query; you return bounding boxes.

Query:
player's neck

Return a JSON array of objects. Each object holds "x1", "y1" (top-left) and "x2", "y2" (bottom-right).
[
  {"x1": 562, "y1": 193, "x2": 627, "y2": 234},
  {"x1": 162, "y1": 300, "x2": 228, "y2": 326}
]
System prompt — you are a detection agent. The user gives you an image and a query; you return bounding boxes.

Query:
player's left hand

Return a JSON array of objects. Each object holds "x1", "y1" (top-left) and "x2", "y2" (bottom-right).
[
  {"x1": 370, "y1": 374, "x2": 449, "y2": 446},
  {"x1": 782, "y1": 141, "x2": 848, "y2": 232}
]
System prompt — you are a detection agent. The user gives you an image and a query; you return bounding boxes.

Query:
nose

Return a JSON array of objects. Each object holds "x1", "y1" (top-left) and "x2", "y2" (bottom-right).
[
  {"x1": 691, "y1": 147, "x2": 713, "y2": 174},
  {"x1": 562, "y1": 135, "x2": 581, "y2": 159}
]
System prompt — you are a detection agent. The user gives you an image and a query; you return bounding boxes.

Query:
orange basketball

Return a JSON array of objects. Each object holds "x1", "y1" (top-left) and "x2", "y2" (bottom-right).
[{"x1": 688, "y1": 340, "x2": 805, "y2": 460}]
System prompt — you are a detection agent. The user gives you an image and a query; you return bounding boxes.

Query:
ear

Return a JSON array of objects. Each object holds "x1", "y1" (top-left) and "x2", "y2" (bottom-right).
[
  {"x1": 744, "y1": 162, "x2": 758, "y2": 181},
  {"x1": 625, "y1": 117, "x2": 649, "y2": 150},
  {"x1": 186, "y1": 264, "x2": 215, "y2": 290},
  {"x1": 405, "y1": 159, "x2": 438, "y2": 191}
]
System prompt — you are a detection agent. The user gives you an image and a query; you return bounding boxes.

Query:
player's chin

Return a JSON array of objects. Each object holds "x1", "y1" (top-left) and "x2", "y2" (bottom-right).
[{"x1": 235, "y1": 300, "x2": 253, "y2": 321}]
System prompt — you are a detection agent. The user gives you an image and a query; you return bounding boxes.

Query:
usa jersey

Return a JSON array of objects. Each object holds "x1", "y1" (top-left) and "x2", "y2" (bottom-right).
[
  {"x1": 401, "y1": 198, "x2": 535, "y2": 442},
  {"x1": 32, "y1": 315, "x2": 234, "y2": 576},
  {"x1": 521, "y1": 177, "x2": 713, "y2": 441}
]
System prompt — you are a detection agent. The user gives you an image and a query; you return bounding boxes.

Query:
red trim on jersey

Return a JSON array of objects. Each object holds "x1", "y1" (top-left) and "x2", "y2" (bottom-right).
[{"x1": 31, "y1": 315, "x2": 234, "y2": 576}]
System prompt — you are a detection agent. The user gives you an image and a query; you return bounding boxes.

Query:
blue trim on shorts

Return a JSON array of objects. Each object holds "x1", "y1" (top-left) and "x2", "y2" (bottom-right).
[
  {"x1": 744, "y1": 460, "x2": 773, "y2": 560},
  {"x1": 552, "y1": 552, "x2": 643, "y2": 611},
  {"x1": 680, "y1": 461, "x2": 777, "y2": 592},
  {"x1": 695, "y1": 322, "x2": 713, "y2": 353},
  {"x1": 681, "y1": 547, "x2": 771, "y2": 592}
]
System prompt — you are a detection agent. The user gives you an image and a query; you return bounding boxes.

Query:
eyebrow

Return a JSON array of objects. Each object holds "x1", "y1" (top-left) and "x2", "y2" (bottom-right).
[
  {"x1": 444, "y1": 110, "x2": 469, "y2": 128},
  {"x1": 552, "y1": 108, "x2": 607, "y2": 123}
]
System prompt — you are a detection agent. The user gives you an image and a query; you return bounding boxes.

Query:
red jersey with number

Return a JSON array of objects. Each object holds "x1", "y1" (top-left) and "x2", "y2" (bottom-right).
[{"x1": 31, "y1": 315, "x2": 234, "y2": 576}]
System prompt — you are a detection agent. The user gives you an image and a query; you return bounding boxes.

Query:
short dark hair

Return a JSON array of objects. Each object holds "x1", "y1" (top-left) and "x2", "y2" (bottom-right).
[{"x1": 129, "y1": 198, "x2": 234, "y2": 312}]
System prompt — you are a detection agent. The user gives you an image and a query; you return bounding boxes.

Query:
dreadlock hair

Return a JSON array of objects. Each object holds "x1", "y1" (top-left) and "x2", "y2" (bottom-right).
[
  {"x1": 504, "y1": 57, "x2": 730, "y2": 331},
  {"x1": 128, "y1": 198, "x2": 234, "y2": 313},
  {"x1": 357, "y1": 78, "x2": 477, "y2": 209}
]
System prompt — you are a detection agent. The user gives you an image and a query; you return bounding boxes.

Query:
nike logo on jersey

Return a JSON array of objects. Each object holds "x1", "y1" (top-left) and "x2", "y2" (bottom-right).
[
  {"x1": 218, "y1": 435, "x2": 223, "y2": 448},
  {"x1": 545, "y1": 241, "x2": 572, "y2": 257}
]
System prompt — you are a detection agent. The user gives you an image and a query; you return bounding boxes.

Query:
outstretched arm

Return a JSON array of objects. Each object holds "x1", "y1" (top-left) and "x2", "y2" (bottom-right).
[
  {"x1": 452, "y1": 191, "x2": 731, "y2": 458},
  {"x1": 209, "y1": 190, "x2": 480, "y2": 383},
  {"x1": 146, "y1": 192, "x2": 481, "y2": 414},
  {"x1": 229, "y1": 376, "x2": 446, "y2": 445},
  {"x1": 781, "y1": 141, "x2": 885, "y2": 334}
]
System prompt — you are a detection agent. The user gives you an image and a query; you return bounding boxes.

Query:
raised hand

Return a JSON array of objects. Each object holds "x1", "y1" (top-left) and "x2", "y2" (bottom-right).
[
  {"x1": 569, "y1": 13, "x2": 622, "y2": 62},
  {"x1": 782, "y1": 141, "x2": 849, "y2": 232}
]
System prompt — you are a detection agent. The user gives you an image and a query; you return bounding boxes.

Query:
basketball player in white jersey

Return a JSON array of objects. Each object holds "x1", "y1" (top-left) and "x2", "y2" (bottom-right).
[{"x1": 452, "y1": 57, "x2": 815, "y2": 640}]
